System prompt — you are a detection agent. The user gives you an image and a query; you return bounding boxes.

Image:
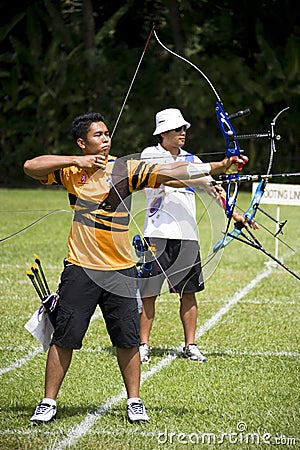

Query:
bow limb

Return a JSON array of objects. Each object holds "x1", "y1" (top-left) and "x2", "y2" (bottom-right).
[
  {"x1": 214, "y1": 205, "x2": 300, "y2": 281},
  {"x1": 111, "y1": 24, "x2": 155, "y2": 138},
  {"x1": 153, "y1": 29, "x2": 222, "y2": 102},
  {"x1": 213, "y1": 179, "x2": 264, "y2": 252}
]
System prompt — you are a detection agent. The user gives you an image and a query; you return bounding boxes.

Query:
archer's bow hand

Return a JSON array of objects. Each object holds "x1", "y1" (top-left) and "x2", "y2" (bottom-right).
[
  {"x1": 232, "y1": 211, "x2": 259, "y2": 230},
  {"x1": 225, "y1": 155, "x2": 249, "y2": 173}
]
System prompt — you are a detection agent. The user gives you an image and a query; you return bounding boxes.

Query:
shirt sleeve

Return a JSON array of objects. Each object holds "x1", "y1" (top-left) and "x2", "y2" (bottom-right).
[
  {"x1": 127, "y1": 159, "x2": 160, "y2": 192},
  {"x1": 40, "y1": 170, "x2": 63, "y2": 186}
]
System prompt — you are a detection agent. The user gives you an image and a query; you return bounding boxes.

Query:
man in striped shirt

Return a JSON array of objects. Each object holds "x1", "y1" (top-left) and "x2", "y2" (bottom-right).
[{"x1": 24, "y1": 112, "x2": 248, "y2": 424}]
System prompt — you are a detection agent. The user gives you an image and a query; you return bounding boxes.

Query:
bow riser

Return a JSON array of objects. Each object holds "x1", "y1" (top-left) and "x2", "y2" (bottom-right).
[
  {"x1": 216, "y1": 102, "x2": 241, "y2": 158},
  {"x1": 215, "y1": 101, "x2": 241, "y2": 219}
]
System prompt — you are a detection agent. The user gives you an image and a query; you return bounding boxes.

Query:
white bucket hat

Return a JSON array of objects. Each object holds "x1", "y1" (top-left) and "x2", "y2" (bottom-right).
[{"x1": 153, "y1": 108, "x2": 191, "y2": 135}]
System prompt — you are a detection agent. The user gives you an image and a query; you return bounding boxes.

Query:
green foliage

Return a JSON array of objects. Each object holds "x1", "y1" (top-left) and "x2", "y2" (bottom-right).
[{"x1": 0, "y1": 0, "x2": 299, "y2": 187}]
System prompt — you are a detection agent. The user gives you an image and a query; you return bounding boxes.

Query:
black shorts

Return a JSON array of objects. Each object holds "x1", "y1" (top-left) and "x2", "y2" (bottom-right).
[
  {"x1": 51, "y1": 263, "x2": 140, "y2": 350},
  {"x1": 141, "y1": 238, "x2": 204, "y2": 297}
]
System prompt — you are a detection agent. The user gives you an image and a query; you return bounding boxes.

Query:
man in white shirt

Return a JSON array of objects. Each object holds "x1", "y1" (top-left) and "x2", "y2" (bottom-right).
[{"x1": 139, "y1": 108, "x2": 250, "y2": 363}]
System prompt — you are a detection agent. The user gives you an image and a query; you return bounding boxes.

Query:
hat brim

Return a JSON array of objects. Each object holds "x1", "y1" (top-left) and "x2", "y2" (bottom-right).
[{"x1": 153, "y1": 120, "x2": 191, "y2": 136}]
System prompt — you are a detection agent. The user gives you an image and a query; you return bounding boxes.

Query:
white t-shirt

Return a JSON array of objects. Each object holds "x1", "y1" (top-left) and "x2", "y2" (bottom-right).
[{"x1": 141, "y1": 144, "x2": 205, "y2": 241}]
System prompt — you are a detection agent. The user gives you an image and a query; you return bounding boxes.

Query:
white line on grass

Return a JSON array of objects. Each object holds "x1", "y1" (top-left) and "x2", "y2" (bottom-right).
[
  {"x1": 1, "y1": 345, "x2": 299, "y2": 359},
  {"x1": 0, "y1": 311, "x2": 103, "y2": 376},
  {"x1": 49, "y1": 265, "x2": 274, "y2": 450},
  {"x1": 0, "y1": 347, "x2": 42, "y2": 376},
  {"x1": 0, "y1": 264, "x2": 63, "y2": 269},
  {"x1": 241, "y1": 299, "x2": 299, "y2": 305},
  {"x1": 195, "y1": 264, "x2": 274, "y2": 340},
  {"x1": 205, "y1": 348, "x2": 300, "y2": 357}
]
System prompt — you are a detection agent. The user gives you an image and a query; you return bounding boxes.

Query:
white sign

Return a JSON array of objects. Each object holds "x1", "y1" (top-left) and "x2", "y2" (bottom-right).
[{"x1": 252, "y1": 183, "x2": 300, "y2": 206}]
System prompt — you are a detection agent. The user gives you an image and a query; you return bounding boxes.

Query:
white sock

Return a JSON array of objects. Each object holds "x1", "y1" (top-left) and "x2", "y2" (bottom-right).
[
  {"x1": 42, "y1": 397, "x2": 56, "y2": 406},
  {"x1": 127, "y1": 397, "x2": 141, "y2": 405}
]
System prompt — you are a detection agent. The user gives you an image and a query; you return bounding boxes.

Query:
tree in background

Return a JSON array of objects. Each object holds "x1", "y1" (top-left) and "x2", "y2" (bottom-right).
[{"x1": 0, "y1": 0, "x2": 299, "y2": 186}]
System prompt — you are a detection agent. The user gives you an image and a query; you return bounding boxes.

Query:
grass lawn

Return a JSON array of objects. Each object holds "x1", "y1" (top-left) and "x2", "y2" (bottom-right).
[{"x1": 0, "y1": 187, "x2": 299, "y2": 449}]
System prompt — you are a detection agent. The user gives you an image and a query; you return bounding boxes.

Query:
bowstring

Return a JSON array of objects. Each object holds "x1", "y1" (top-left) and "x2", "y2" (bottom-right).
[
  {"x1": 108, "y1": 24, "x2": 179, "y2": 290},
  {"x1": 110, "y1": 26, "x2": 234, "y2": 290},
  {"x1": 0, "y1": 209, "x2": 72, "y2": 243},
  {"x1": 108, "y1": 22, "x2": 236, "y2": 291},
  {"x1": 152, "y1": 28, "x2": 234, "y2": 295}
]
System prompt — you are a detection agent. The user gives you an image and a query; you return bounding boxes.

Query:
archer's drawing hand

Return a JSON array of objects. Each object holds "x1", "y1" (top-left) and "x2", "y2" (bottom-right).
[{"x1": 75, "y1": 154, "x2": 106, "y2": 170}]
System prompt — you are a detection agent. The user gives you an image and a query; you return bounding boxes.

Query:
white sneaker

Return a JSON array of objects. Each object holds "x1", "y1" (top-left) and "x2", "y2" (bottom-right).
[
  {"x1": 139, "y1": 343, "x2": 151, "y2": 363},
  {"x1": 30, "y1": 401, "x2": 57, "y2": 424},
  {"x1": 182, "y1": 344, "x2": 207, "y2": 362},
  {"x1": 127, "y1": 398, "x2": 149, "y2": 423}
]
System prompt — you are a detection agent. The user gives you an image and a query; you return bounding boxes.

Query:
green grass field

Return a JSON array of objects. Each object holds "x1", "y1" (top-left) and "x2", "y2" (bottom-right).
[{"x1": 0, "y1": 187, "x2": 299, "y2": 450}]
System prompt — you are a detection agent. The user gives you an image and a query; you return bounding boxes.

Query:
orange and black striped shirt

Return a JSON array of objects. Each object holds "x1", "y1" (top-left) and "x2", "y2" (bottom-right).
[{"x1": 43, "y1": 156, "x2": 159, "y2": 270}]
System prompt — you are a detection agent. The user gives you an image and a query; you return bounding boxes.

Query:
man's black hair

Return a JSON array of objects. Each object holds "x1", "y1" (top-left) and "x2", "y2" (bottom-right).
[{"x1": 71, "y1": 112, "x2": 106, "y2": 147}]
